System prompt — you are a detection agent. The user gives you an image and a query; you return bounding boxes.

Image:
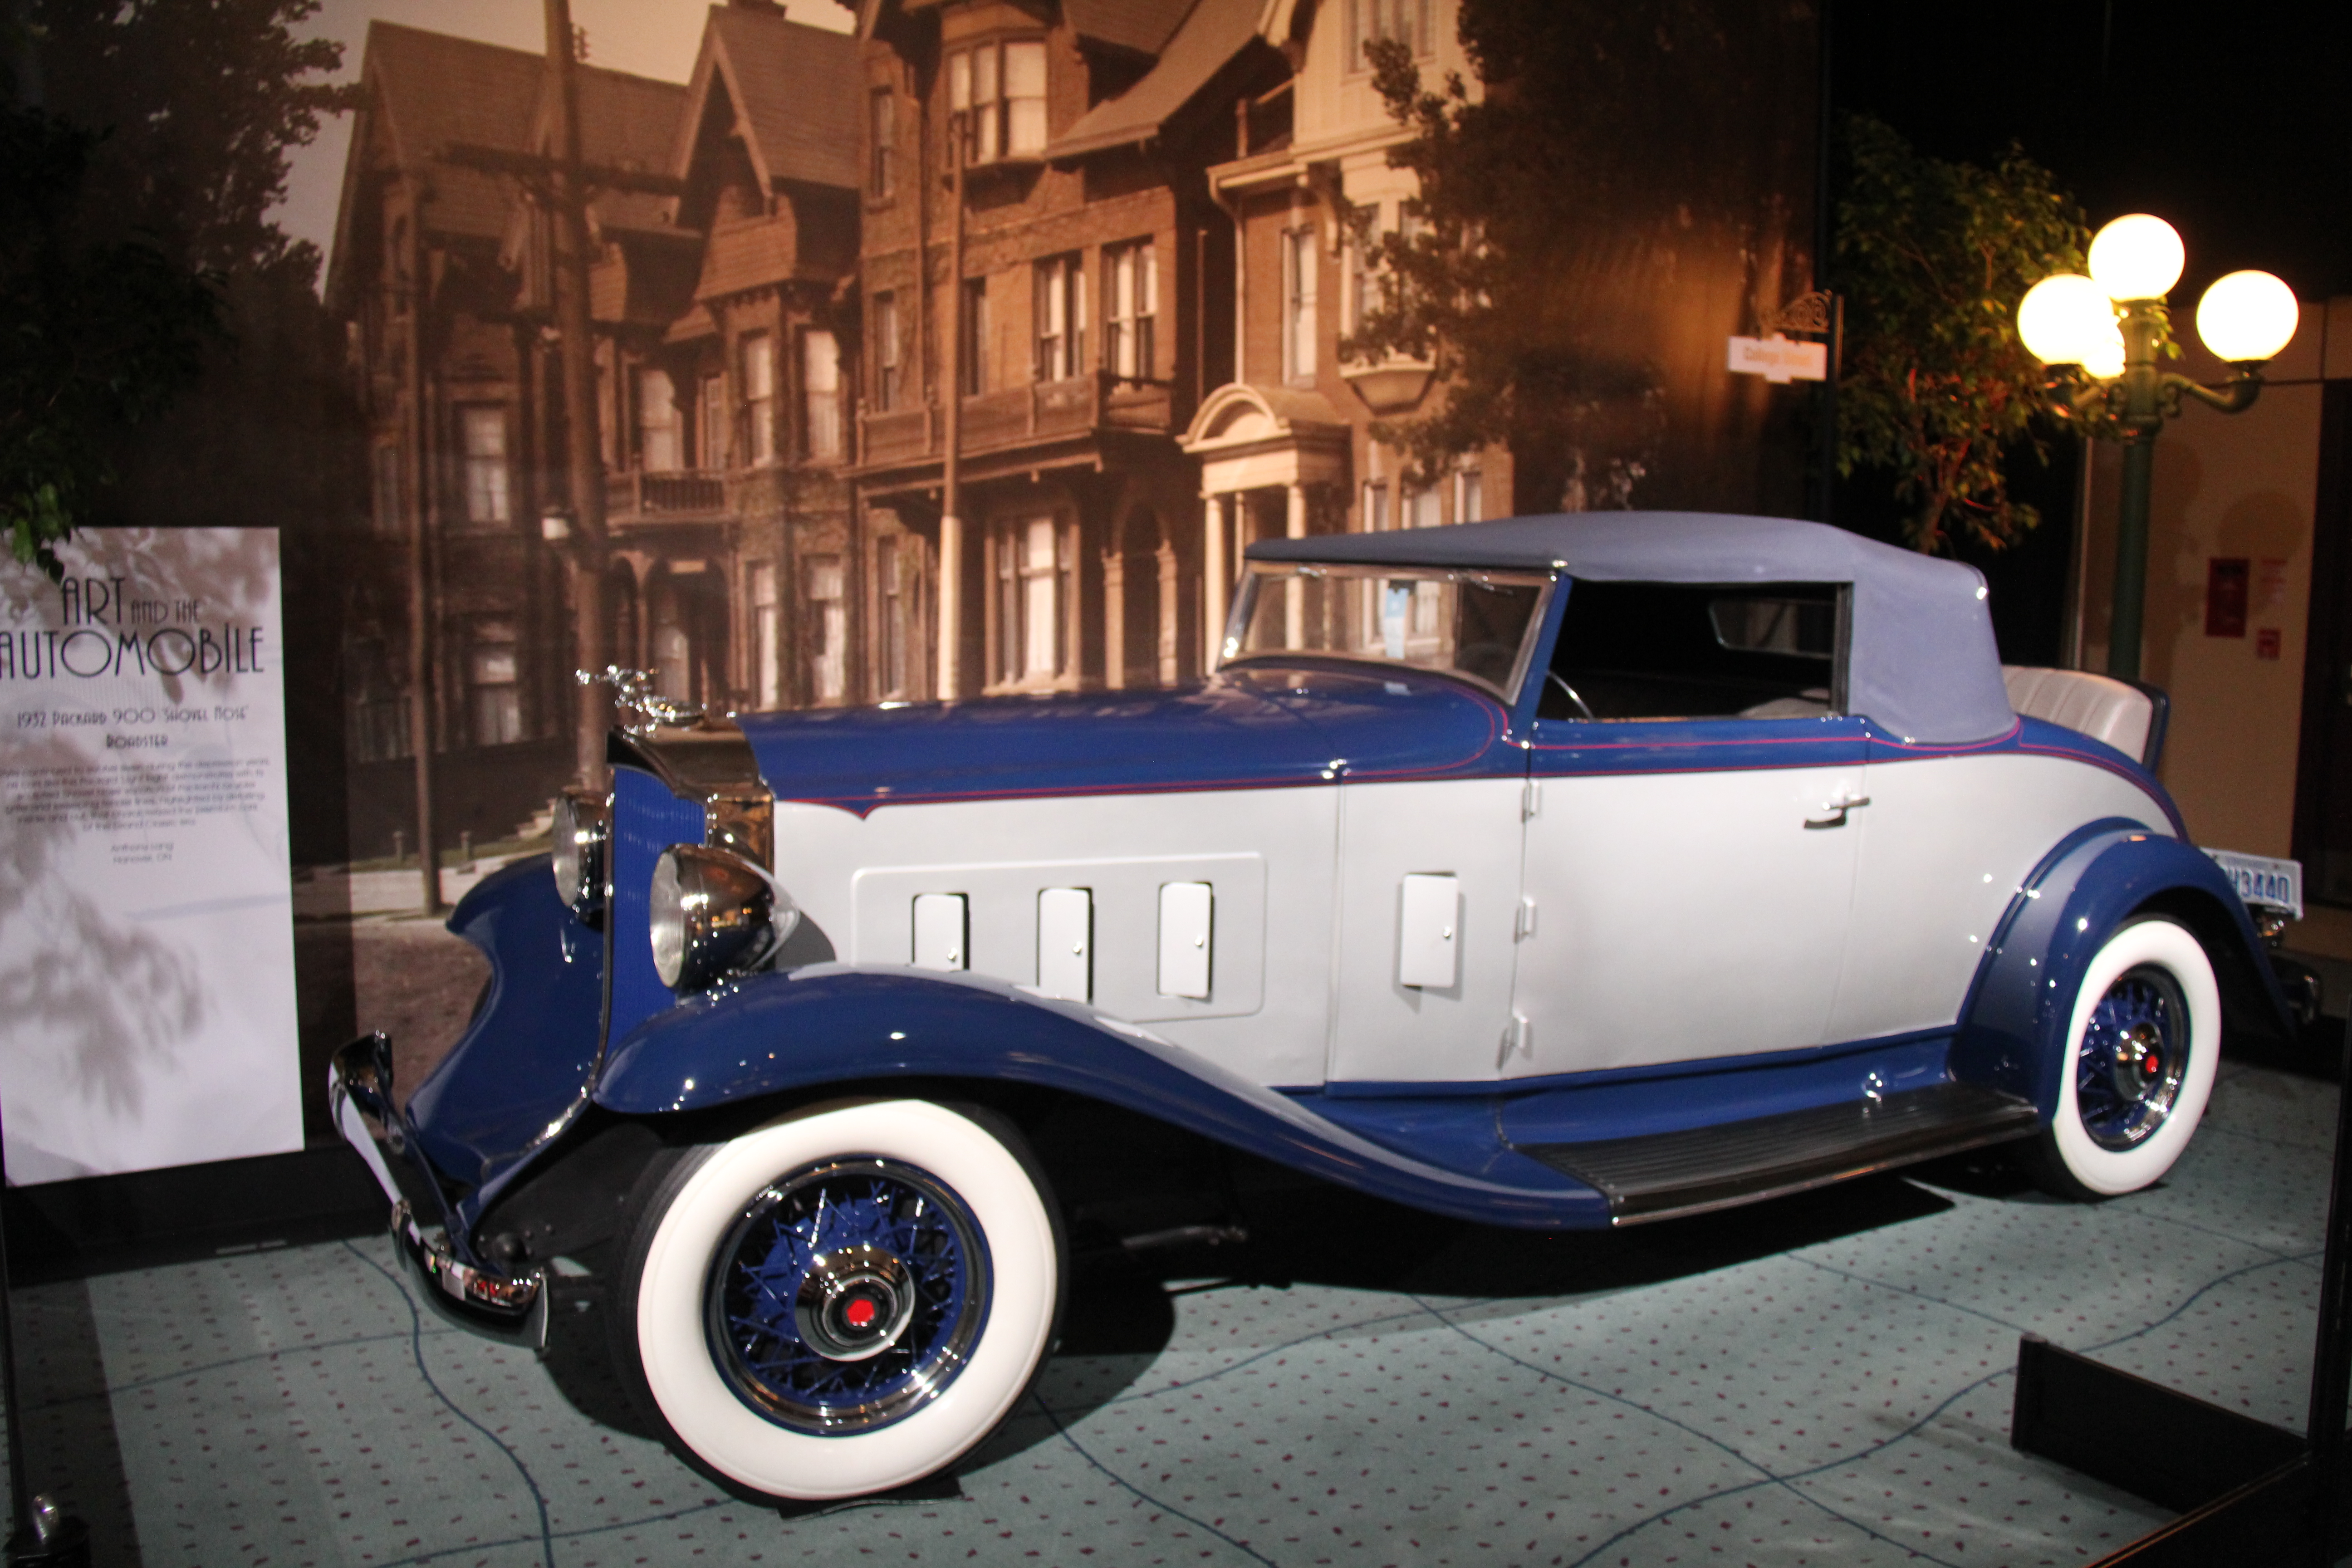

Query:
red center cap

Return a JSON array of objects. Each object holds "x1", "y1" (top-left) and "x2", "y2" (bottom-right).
[
  {"x1": 2144, "y1": 1051, "x2": 2160, "y2": 1078},
  {"x1": 843, "y1": 1295, "x2": 878, "y2": 1330}
]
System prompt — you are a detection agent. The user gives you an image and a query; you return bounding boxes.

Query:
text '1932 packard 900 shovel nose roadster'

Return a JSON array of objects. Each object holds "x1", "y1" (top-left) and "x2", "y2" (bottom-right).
[{"x1": 330, "y1": 511, "x2": 2300, "y2": 1502}]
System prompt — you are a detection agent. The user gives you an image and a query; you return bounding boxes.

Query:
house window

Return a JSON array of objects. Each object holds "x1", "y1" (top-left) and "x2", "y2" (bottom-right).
[
  {"x1": 1346, "y1": 0, "x2": 1432, "y2": 69},
  {"x1": 1034, "y1": 254, "x2": 1084, "y2": 382},
  {"x1": 806, "y1": 555, "x2": 847, "y2": 704},
  {"x1": 959, "y1": 278, "x2": 988, "y2": 396},
  {"x1": 699, "y1": 371, "x2": 727, "y2": 468},
  {"x1": 995, "y1": 515, "x2": 1068, "y2": 686},
  {"x1": 874, "y1": 292, "x2": 902, "y2": 410},
  {"x1": 637, "y1": 368, "x2": 680, "y2": 471},
  {"x1": 753, "y1": 562, "x2": 782, "y2": 708},
  {"x1": 868, "y1": 85, "x2": 896, "y2": 197},
  {"x1": 949, "y1": 37, "x2": 1046, "y2": 165},
  {"x1": 653, "y1": 582, "x2": 693, "y2": 700},
  {"x1": 802, "y1": 329, "x2": 843, "y2": 461},
  {"x1": 371, "y1": 443, "x2": 402, "y2": 535},
  {"x1": 1455, "y1": 467, "x2": 1483, "y2": 524},
  {"x1": 1362, "y1": 480, "x2": 1389, "y2": 532},
  {"x1": 1348, "y1": 209, "x2": 1382, "y2": 333},
  {"x1": 740, "y1": 332, "x2": 776, "y2": 465},
  {"x1": 1403, "y1": 483, "x2": 1440, "y2": 529},
  {"x1": 347, "y1": 637, "x2": 407, "y2": 761},
  {"x1": 459, "y1": 406, "x2": 510, "y2": 525},
  {"x1": 877, "y1": 534, "x2": 911, "y2": 698},
  {"x1": 467, "y1": 620, "x2": 522, "y2": 746},
  {"x1": 1282, "y1": 228, "x2": 1317, "y2": 385},
  {"x1": 1105, "y1": 239, "x2": 1157, "y2": 381}
]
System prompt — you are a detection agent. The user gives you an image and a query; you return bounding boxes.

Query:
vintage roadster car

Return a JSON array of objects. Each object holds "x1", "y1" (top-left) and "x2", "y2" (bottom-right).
[{"x1": 331, "y1": 511, "x2": 2295, "y2": 1503}]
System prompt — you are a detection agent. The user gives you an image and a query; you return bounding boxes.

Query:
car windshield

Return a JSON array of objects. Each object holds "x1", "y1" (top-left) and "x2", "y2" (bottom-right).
[{"x1": 1222, "y1": 561, "x2": 1553, "y2": 702}]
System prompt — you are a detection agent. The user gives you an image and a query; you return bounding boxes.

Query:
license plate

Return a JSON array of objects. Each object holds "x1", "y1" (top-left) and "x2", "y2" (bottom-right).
[{"x1": 2205, "y1": 848, "x2": 2303, "y2": 920}]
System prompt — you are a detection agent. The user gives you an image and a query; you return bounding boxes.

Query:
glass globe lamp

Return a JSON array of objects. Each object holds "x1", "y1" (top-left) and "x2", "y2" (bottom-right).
[
  {"x1": 2195, "y1": 270, "x2": 2298, "y2": 364},
  {"x1": 2087, "y1": 214, "x2": 2185, "y2": 302},
  {"x1": 2016, "y1": 274, "x2": 2114, "y2": 366}
]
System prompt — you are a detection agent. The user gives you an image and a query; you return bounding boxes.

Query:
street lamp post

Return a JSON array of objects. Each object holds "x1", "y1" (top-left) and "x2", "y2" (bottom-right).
[{"x1": 2016, "y1": 215, "x2": 2299, "y2": 681}]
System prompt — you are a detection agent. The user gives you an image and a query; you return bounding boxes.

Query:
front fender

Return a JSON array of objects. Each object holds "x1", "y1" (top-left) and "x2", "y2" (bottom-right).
[
  {"x1": 402, "y1": 855, "x2": 605, "y2": 1231},
  {"x1": 593, "y1": 965, "x2": 1612, "y2": 1229},
  {"x1": 1953, "y1": 824, "x2": 2294, "y2": 1116}
]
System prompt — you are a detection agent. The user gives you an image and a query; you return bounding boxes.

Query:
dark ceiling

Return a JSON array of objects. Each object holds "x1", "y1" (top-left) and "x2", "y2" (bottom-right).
[{"x1": 1833, "y1": 0, "x2": 2351, "y2": 301}]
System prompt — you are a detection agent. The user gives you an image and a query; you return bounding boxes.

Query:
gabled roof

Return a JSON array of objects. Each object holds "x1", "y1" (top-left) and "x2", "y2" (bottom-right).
[
  {"x1": 531, "y1": 63, "x2": 689, "y2": 236},
  {"x1": 1048, "y1": 0, "x2": 1263, "y2": 159},
  {"x1": 1064, "y1": 0, "x2": 1194, "y2": 55},
  {"x1": 674, "y1": 4, "x2": 862, "y2": 195},
  {"x1": 345, "y1": 23, "x2": 544, "y2": 240},
  {"x1": 855, "y1": 0, "x2": 1190, "y2": 55}
]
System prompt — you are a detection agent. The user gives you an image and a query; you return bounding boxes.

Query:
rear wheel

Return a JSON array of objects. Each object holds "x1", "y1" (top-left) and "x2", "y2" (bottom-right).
[
  {"x1": 2029, "y1": 916, "x2": 2220, "y2": 1200},
  {"x1": 613, "y1": 1098, "x2": 1063, "y2": 1500}
]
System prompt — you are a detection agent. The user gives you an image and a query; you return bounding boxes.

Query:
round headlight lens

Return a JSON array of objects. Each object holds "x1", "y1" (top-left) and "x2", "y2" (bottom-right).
[
  {"x1": 551, "y1": 789, "x2": 610, "y2": 924},
  {"x1": 647, "y1": 843, "x2": 796, "y2": 994},
  {"x1": 649, "y1": 850, "x2": 689, "y2": 988}
]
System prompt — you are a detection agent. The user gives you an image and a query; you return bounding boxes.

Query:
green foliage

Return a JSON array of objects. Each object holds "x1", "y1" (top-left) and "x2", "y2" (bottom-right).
[
  {"x1": 1341, "y1": 0, "x2": 1820, "y2": 514},
  {"x1": 1832, "y1": 114, "x2": 2089, "y2": 552},
  {"x1": 0, "y1": 107, "x2": 222, "y2": 579},
  {"x1": 2, "y1": 0, "x2": 358, "y2": 578}
]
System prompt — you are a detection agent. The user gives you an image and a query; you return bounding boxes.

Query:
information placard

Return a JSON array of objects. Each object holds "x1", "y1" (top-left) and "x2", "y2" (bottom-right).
[{"x1": 0, "y1": 529, "x2": 300, "y2": 1184}]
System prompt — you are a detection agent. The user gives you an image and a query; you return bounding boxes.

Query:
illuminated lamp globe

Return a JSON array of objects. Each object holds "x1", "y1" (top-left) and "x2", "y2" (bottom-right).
[
  {"x1": 2195, "y1": 270, "x2": 2298, "y2": 364},
  {"x1": 2087, "y1": 214, "x2": 2185, "y2": 301},
  {"x1": 2079, "y1": 317, "x2": 2127, "y2": 380},
  {"x1": 2016, "y1": 274, "x2": 2114, "y2": 366}
]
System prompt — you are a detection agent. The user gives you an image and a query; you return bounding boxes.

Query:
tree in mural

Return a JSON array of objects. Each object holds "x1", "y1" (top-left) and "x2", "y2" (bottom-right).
[
  {"x1": 2, "y1": 0, "x2": 358, "y2": 575},
  {"x1": 1831, "y1": 113, "x2": 2090, "y2": 552},
  {"x1": 1341, "y1": 0, "x2": 1820, "y2": 517}
]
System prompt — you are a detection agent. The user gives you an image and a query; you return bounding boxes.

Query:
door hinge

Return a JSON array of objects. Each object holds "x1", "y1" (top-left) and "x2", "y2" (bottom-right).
[
  {"x1": 1514, "y1": 895, "x2": 1538, "y2": 940},
  {"x1": 1522, "y1": 779, "x2": 1542, "y2": 820},
  {"x1": 1496, "y1": 1010, "x2": 1533, "y2": 1068}
]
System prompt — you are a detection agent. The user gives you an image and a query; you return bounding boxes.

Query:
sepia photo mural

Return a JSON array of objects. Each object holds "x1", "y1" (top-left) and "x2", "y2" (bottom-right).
[{"x1": 5, "y1": 0, "x2": 1822, "y2": 1165}]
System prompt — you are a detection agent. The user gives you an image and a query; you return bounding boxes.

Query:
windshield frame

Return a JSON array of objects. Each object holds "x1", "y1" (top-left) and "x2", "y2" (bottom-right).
[{"x1": 1218, "y1": 560, "x2": 1559, "y2": 705}]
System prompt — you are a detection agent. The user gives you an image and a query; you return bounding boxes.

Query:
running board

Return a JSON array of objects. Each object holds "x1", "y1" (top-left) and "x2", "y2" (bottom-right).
[{"x1": 1515, "y1": 1082, "x2": 2038, "y2": 1226}]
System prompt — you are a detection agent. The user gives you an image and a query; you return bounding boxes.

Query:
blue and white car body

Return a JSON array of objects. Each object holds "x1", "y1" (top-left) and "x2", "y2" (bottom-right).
[{"x1": 330, "y1": 512, "x2": 2296, "y2": 1501}]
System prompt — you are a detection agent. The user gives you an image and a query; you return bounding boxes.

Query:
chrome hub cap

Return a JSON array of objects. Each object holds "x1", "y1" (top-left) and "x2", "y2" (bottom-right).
[
  {"x1": 2078, "y1": 965, "x2": 2189, "y2": 1152},
  {"x1": 792, "y1": 1243, "x2": 916, "y2": 1362},
  {"x1": 706, "y1": 1158, "x2": 990, "y2": 1434}
]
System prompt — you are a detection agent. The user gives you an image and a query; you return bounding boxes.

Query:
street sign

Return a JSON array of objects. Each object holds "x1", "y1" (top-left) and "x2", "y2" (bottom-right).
[{"x1": 1727, "y1": 333, "x2": 1827, "y2": 383}]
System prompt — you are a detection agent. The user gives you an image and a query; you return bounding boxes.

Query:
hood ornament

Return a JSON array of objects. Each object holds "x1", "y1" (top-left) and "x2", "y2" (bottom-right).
[{"x1": 578, "y1": 666, "x2": 710, "y2": 736}]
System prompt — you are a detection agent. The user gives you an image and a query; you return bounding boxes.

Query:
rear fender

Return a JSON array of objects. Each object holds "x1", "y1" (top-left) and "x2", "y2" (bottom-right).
[
  {"x1": 592, "y1": 964, "x2": 1610, "y2": 1229},
  {"x1": 1953, "y1": 825, "x2": 2294, "y2": 1117}
]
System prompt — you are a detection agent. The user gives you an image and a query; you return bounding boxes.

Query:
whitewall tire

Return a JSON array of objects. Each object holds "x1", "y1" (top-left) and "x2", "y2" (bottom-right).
[
  {"x1": 2034, "y1": 916, "x2": 2220, "y2": 1200},
  {"x1": 617, "y1": 1098, "x2": 1063, "y2": 1500}
]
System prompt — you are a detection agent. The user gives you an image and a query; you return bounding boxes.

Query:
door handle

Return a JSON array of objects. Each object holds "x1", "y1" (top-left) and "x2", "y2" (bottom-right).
[{"x1": 1804, "y1": 795, "x2": 1869, "y2": 829}]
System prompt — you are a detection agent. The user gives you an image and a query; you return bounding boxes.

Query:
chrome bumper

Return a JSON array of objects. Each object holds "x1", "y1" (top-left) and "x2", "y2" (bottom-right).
[{"x1": 329, "y1": 1034, "x2": 549, "y2": 1352}]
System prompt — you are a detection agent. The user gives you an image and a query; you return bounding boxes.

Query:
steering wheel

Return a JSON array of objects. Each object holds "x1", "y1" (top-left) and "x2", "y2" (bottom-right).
[{"x1": 1546, "y1": 670, "x2": 1595, "y2": 721}]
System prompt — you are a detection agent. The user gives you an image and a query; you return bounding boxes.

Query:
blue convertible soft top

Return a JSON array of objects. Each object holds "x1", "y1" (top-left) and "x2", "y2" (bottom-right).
[{"x1": 1247, "y1": 512, "x2": 2018, "y2": 746}]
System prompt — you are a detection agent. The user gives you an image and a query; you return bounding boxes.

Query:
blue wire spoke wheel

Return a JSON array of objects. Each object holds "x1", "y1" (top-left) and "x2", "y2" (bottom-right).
[
  {"x1": 2035, "y1": 916, "x2": 2221, "y2": 1200},
  {"x1": 707, "y1": 1157, "x2": 991, "y2": 1434},
  {"x1": 622, "y1": 1099, "x2": 1062, "y2": 1501},
  {"x1": 2074, "y1": 965, "x2": 2190, "y2": 1152}
]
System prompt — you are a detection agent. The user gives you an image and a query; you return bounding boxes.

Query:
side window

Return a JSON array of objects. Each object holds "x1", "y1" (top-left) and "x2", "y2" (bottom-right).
[{"x1": 1540, "y1": 581, "x2": 1845, "y2": 722}]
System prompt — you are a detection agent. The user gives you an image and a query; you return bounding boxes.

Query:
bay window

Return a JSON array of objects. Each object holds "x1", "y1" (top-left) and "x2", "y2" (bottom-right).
[{"x1": 949, "y1": 38, "x2": 1047, "y2": 165}]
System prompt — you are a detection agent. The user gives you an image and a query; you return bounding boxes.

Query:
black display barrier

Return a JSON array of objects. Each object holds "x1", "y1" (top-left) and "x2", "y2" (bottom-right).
[
  {"x1": 2012, "y1": 1030, "x2": 2352, "y2": 1567},
  {"x1": 2, "y1": 1142, "x2": 383, "y2": 1285}
]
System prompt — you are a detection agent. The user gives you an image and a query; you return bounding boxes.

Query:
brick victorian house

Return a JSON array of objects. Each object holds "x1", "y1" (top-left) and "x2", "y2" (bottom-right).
[
  {"x1": 848, "y1": 0, "x2": 1286, "y2": 697},
  {"x1": 328, "y1": 7, "x2": 861, "y2": 853},
  {"x1": 1182, "y1": 0, "x2": 1511, "y2": 660},
  {"x1": 326, "y1": 22, "x2": 681, "y2": 848},
  {"x1": 328, "y1": 0, "x2": 1734, "y2": 855}
]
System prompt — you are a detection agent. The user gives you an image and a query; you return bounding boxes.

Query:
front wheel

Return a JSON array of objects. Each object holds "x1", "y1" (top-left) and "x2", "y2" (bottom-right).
[
  {"x1": 2029, "y1": 916, "x2": 2220, "y2": 1200},
  {"x1": 613, "y1": 1098, "x2": 1064, "y2": 1500}
]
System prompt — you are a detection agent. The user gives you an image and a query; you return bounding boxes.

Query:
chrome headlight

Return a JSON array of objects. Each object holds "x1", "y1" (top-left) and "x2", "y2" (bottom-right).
[
  {"x1": 648, "y1": 843, "x2": 799, "y2": 994},
  {"x1": 552, "y1": 788, "x2": 610, "y2": 925}
]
